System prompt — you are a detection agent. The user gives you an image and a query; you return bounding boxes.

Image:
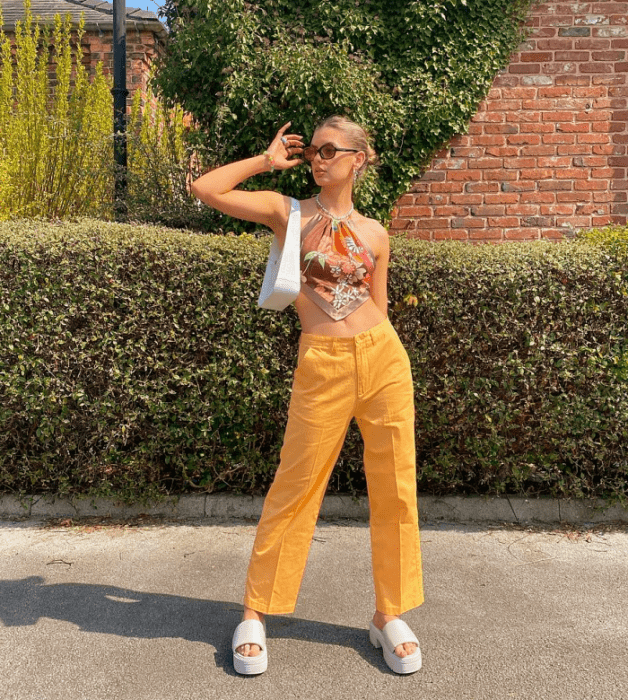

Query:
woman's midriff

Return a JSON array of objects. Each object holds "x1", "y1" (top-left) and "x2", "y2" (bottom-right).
[{"x1": 295, "y1": 293, "x2": 386, "y2": 337}]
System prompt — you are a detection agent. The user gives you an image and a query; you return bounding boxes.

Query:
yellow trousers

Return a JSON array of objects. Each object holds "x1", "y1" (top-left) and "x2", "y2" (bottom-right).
[{"x1": 244, "y1": 318, "x2": 424, "y2": 615}]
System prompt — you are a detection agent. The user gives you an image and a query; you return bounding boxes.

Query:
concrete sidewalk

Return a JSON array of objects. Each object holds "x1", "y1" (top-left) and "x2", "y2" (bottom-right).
[{"x1": 1, "y1": 516, "x2": 627, "y2": 700}]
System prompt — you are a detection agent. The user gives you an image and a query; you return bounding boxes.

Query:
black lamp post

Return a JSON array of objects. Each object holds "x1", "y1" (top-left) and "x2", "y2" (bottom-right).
[{"x1": 112, "y1": 0, "x2": 129, "y2": 220}]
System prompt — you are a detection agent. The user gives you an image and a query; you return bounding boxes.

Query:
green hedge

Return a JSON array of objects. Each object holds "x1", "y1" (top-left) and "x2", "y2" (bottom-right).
[{"x1": 0, "y1": 220, "x2": 627, "y2": 503}]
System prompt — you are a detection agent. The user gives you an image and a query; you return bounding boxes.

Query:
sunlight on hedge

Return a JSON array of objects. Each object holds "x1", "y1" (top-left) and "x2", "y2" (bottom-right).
[{"x1": 578, "y1": 225, "x2": 628, "y2": 258}]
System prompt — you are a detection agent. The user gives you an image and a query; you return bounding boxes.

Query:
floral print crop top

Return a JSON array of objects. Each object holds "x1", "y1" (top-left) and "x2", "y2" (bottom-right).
[{"x1": 300, "y1": 208, "x2": 376, "y2": 321}]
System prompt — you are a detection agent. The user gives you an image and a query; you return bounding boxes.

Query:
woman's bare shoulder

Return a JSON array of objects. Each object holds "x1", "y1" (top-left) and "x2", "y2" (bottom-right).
[
  {"x1": 354, "y1": 211, "x2": 387, "y2": 233},
  {"x1": 354, "y1": 213, "x2": 389, "y2": 252},
  {"x1": 298, "y1": 196, "x2": 318, "y2": 215}
]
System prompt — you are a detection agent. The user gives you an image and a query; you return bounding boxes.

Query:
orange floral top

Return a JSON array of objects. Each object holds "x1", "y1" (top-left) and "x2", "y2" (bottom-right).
[{"x1": 300, "y1": 212, "x2": 376, "y2": 320}]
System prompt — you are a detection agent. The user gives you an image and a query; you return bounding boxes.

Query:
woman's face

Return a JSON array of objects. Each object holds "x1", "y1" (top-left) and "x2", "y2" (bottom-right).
[{"x1": 307, "y1": 127, "x2": 365, "y2": 188}]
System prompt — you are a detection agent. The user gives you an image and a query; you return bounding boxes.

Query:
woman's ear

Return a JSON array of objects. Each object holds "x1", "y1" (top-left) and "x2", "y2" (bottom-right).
[{"x1": 354, "y1": 150, "x2": 367, "y2": 172}]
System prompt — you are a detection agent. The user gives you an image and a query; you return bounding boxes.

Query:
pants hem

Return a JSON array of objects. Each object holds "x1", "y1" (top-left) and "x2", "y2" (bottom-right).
[
  {"x1": 243, "y1": 597, "x2": 296, "y2": 616},
  {"x1": 375, "y1": 597, "x2": 425, "y2": 616}
]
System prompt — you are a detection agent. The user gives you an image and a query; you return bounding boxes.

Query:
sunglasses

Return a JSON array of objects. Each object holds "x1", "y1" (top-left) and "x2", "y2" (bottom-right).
[{"x1": 302, "y1": 143, "x2": 359, "y2": 162}]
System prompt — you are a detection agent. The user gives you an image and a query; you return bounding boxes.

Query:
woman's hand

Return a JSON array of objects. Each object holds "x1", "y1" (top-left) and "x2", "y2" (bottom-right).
[{"x1": 264, "y1": 122, "x2": 304, "y2": 170}]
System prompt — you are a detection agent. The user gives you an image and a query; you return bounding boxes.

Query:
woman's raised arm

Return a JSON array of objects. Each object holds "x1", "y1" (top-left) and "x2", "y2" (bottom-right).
[{"x1": 190, "y1": 122, "x2": 304, "y2": 238}]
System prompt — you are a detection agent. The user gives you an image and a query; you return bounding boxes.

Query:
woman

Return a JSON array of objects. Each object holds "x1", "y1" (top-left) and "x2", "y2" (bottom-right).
[{"x1": 190, "y1": 116, "x2": 424, "y2": 675}]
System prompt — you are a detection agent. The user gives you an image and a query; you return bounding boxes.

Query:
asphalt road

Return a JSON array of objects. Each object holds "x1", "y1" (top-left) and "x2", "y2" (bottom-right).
[{"x1": 1, "y1": 517, "x2": 627, "y2": 700}]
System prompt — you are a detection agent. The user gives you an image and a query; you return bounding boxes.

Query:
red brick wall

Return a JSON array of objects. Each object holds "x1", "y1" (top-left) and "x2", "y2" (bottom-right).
[
  {"x1": 81, "y1": 28, "x2": 165, "y2": 99},
  {"x1": 391, "y1": 1, "x2": 628, "y2": 242},
  {"x1": 2, "y1": 27, "x2": 163, "y2": 103}
]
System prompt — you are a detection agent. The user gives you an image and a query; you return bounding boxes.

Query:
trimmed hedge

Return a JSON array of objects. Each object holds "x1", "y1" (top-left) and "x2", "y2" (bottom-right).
[
  {"x1": 392, "y1": 234, "x2": 628, "y2": 502},
  {"x1": 0, "y1": 220, "x2": 627, "y2": 503},
  {"x1": 578, "y1": 224, "x2": 628, "y2": 258}
]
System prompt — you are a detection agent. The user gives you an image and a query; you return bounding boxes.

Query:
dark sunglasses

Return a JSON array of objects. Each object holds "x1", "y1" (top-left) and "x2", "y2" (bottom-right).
[{"x1": 303, "y1": 143, "x2": 359, "y2": 162}]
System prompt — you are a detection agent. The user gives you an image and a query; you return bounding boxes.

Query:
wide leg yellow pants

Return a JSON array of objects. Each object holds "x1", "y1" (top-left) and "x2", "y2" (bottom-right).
[{"x1": 244, "y1": 318, "x2": 424, "y2": 615}]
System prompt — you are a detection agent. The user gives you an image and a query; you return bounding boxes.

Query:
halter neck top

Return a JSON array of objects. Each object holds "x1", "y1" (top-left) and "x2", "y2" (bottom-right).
[{"x1": 300, "y1": 211, "x2": 376, "y2": 320}]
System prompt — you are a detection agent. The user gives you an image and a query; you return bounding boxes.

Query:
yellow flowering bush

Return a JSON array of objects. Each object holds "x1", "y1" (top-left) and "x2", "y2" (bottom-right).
[{"x1": 0, "y1": 1, "x2": 112, "y2": 219}]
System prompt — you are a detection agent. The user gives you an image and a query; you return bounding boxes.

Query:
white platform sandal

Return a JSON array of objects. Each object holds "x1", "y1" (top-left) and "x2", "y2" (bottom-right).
[
  {"x1": 232, "y1": 619, "x2": 268, "y2": 675},
  {"x1": 369, "y1": 619, "x2": 422, "y2": 674}
]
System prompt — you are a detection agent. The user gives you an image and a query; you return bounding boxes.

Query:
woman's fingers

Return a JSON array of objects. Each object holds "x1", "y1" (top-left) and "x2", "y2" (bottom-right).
[
  {"x1": 271, "y1": 122, "x2": 292, "y2": 148},
  {"x1": 273, "y1": 123, "x2": 303, "y2": 148},
  {"x1": 283, "y1": 157, "x2": 304, "y2": 169},
  {"x1": 279, "y1": 135, "x2": 304, "y2": 151},
  {"x1": 266, "y1": 123, "x2": 305, "y2": 169}
]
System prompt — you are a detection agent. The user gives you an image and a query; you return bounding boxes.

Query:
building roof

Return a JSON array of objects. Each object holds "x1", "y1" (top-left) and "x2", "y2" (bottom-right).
[{"x1": 1, "y1": 0, "x2": 167, "y2": 40}]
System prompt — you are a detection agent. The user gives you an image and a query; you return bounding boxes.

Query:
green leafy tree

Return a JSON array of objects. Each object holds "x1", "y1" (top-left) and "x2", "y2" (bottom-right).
[{"x1": 155, "y1": 0, "x2": 535, "y2": 228}]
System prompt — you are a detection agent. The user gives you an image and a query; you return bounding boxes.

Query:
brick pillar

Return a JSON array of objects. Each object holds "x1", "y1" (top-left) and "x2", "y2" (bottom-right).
[{"x1": 391, "y1": 1, "x2": 628, "y2": 242}]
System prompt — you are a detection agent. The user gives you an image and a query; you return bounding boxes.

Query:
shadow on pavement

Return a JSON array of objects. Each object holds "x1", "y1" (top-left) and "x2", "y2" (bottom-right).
[{"x1": 0, "y1": 577, "x2": 390, "y2": 675}]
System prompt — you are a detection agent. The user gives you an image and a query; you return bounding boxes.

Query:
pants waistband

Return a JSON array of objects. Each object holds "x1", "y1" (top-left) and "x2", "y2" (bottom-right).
[{"x1": 299, "y1": 317, "x2": 394, "y2": 350}]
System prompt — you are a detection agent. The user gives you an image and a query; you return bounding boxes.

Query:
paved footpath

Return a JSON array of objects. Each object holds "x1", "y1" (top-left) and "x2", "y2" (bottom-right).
[{"x1": 1, "y1": 516, "x2": 628, "y2": 700}]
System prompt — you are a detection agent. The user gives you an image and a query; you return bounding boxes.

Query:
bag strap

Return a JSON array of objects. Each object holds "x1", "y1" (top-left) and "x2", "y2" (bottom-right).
[{"x1": 285, "y1": 198, "x2": 301, "y2": 245}]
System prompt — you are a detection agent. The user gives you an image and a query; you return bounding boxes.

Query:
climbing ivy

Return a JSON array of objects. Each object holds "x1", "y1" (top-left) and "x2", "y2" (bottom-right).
[{"x1": 155, "y1": 0, "x2": 535, "y2": 228}]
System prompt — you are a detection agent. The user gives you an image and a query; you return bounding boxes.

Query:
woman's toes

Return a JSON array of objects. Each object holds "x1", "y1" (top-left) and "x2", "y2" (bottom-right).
[
  {"x1": 394, "y1": 642, "x2": 418, "y2": 658},
  {"x1": 237, "y1": 643, "x2": 261, "y2": 657},
  {"x1": 373, "y1": 612, "x2": 419, "y2": 659}
]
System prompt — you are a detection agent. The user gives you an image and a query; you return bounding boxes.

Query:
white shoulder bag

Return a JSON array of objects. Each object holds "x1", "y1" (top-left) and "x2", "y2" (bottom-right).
[{"x1": 257, "y1": 198, "x2": 301, "y2": 311}]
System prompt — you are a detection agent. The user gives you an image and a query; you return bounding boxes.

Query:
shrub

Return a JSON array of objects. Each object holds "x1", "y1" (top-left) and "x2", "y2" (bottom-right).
[
  {"x1": 0, "y1": 219, "x2": 299, "y2": 502},
  {"x1": 0, "y1": 1, "x2": 112, "y2": 219},
  {"x1": 0, "y1": 1, "x2": 206, "y2": 228},
  {"x1": 125, "y1": 86, "x2": 214, "y2": 230},
  {"x1": 389, "y1": 238, "x2": 628, "y2": 502},
  {"x1": 0, "y1": 220, "x2": 626, "y2": 504},
  {"x1": 578, "y1": 224, "x2": 628, "y2": 259}
]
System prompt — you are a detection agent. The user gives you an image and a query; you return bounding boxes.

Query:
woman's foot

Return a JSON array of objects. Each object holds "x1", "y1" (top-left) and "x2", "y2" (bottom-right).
[
  {"x1": 372, "y1": 611, "x2": 418, "y2": 658},
  {"x1": 236, "y1": 606, "x2": 265, "y2": 657},
  {"x1": 369, "y1": 614, "x2": 422, "y2": 674},
  {"x1": 237, "y1": 608, "x2": 416, "y2": 660}
]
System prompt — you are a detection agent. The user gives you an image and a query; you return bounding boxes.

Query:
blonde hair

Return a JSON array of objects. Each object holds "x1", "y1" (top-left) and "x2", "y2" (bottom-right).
[{"x1": 314, "y1": 115, "x2": 378, "y2": 179}]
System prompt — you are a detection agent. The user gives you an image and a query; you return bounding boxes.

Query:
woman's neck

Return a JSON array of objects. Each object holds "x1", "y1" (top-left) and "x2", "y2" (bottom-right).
[
  {"x1": 316, "y1": 183, "x2": 354, "y2": 219},
  {"x1": 315, "y1": 194, "x2": 353, "y2": 222}
]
